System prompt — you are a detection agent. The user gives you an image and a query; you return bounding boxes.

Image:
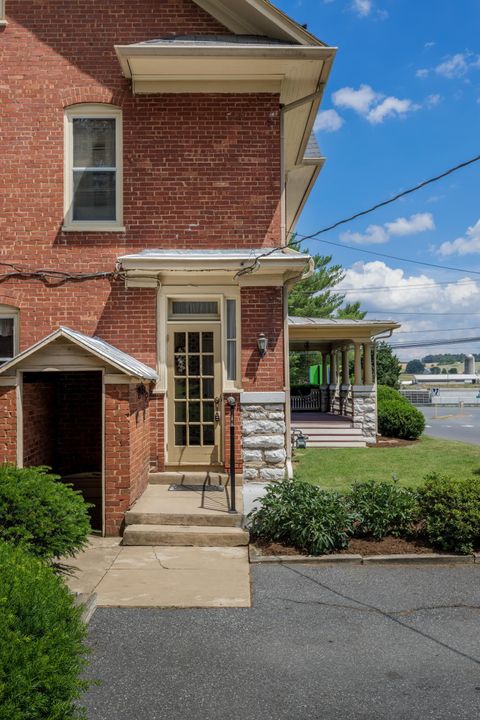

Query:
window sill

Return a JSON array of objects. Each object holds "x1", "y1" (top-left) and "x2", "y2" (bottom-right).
[
  {"x1": 62, "y1": 224, "x2": 126, "y2": 233},
  {"x1": 0, "y1": 21, "x2": 8, "y2": 27}
]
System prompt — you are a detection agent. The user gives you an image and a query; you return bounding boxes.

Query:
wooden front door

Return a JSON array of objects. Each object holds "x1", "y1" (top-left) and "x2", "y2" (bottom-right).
[{"x1": 167, "y1": 325, "x2": 222, "y2": 465}]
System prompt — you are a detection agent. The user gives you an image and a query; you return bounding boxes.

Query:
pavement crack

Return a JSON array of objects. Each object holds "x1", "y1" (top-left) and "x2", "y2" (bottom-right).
[{"x1": 282, "y1": 564, "x2": 480, "y2": 667}]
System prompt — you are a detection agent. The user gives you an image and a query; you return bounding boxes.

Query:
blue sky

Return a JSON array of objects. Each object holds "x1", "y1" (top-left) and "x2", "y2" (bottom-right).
[{"x1": 276, "y1": 0, "x2": 480, "y2": 359}]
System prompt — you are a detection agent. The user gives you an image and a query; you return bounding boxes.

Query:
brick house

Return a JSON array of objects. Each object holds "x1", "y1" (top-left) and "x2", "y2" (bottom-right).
[{"x1": 0, "y1": 1, "x2": 397, "y2": 537}]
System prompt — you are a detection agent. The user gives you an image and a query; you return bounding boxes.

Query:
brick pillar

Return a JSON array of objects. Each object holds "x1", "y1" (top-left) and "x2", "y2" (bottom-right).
[{"x1": 0, "y1": 386, "x2": 17, "y2": 464}]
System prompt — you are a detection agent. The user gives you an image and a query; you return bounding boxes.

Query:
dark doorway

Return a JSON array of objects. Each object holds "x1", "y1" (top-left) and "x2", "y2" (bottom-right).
[{"x1": 22, "y1": 371, "x2": 103, "y2": 531}]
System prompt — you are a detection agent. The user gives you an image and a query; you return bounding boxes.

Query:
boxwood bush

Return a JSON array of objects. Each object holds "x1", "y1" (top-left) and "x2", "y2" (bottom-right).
[
  {"x1": 377, "y1": 385, "x2": 409, "y2": 405},
  {"x1": 248, "y1": 479, "x2": 355, "y2": 555},
  {"x1": 347, "y1": 478, "x2": 418, "y2": 540},
  {"x1": 378, "y1": 400, "x2": 425, "y2": 440},
  {"x1": 418, "y1": 473, "x2": 480, "y2": 553},
  {"x1": 0, "y1": 541, "x2": 90, "y2": 720},
  {"x1": 0, "y1": 465, "x2": 91, "y2": 560}
]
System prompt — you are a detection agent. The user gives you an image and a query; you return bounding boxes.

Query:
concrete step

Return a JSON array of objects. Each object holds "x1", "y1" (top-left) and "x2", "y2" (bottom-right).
[
  {"x1": 294, "y1": 428, "x2": 363, "y2": 437},
  {"x1": 149, "y1": 471, "x2": 242, "y2": 486},
  {"x1": 307, "y1": 438, "x2": 367, "y2": 448},
  {"x1": 292, "y1": 422, "x2": 354, "y2": 430},
  {"x1": 125, "y1": 510, "x2": 243, "y2": 528},
  {"x1": 123, "y1": 524, "x2": 250, "y2": 547}
]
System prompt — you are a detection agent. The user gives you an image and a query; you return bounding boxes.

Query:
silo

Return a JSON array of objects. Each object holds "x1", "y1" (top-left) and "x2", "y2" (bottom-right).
[{"x1": 464, "y1": 354, "x2": 475, "y2": 374}]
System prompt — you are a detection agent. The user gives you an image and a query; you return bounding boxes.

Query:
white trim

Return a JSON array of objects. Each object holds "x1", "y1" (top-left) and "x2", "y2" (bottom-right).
[
  {"x1": 63, "y1": 104, "x2": 123, "y2": 232},
  {"x1": 240, "y1": 391, "x2": 285, "y2": 404},
  {"x1": 0, "y1": 0, "x2": 6, "y2": 25},
  {"x1": 0, "y1": 376, "x2": 17, "y2": 386},
  {"x1": 16, "y1": 371, "x2": 23, "y2": 467},
  {"x1": 0, "y1": 305, "x2": 19, "y2": 363}
]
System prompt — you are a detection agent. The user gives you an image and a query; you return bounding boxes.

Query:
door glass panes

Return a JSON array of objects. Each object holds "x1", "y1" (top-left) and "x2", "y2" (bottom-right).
[
  {"x1": 173, "y1": 330, "x2": 216, "y2": 448},
  {"x1": 170, "y1": 301, "x2": 219, "y2": 319},
  {"x1": 72, "y1": 118, "x2": 116, "y2": 221}
]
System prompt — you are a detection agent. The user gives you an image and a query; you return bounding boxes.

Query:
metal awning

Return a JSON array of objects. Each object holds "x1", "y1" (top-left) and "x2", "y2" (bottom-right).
[{"x1": 288, "y1": 316, "x2": 401, "y2": 350}]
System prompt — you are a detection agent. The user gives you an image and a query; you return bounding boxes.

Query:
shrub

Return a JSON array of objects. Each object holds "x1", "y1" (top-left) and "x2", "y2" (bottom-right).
[
  {"x1": 0, "y1": 541, "x2": 90, "y2": 719},
  {"x1": 378, "y1": 400, "x2": 425, "y2": 440},
  {"x1": 418, "y1": 473, "x2": 480, "y2": 553},
  {"x1": 248, "y1": 479, "x2": 355, "y2": 555},
  {"x1": 0, "y1": 465, "x2": 91, "y2": 560},
  {"x1": 377, "y1": 385, "x2": 409, "y2": 405},
  {"x1": 347, "y1": 478, "x2": 418, "y2": 540}
]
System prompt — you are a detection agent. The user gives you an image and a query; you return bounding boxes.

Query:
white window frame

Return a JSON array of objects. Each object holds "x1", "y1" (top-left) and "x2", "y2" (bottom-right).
[
  {"x1": 0, "y1": 1, "x2": 6, "y2": 26},
  {"x1": 63, "y1": 104, "x2": 124, "y2": 232},
  {"x1": 0, "y1": 306, "x2": 18, "y2": 363}
]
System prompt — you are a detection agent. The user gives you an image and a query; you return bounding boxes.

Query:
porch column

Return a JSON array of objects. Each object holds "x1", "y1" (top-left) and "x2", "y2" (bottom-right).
[
  {"x1": 342, "y1": 348, "x2": 350, "y2": 386},
  {"x1": 322, "y1": 352, "x2": 329, "y2": 385},
  {"x1": 353, "y1": 342, "x2": 362, "y2": 385},
  {"x1": 363, "y1": 341, "x2": 373, "y2": 385},
  {"x1": 330, "y1": 349, "x2": 337, "y2": 384}
]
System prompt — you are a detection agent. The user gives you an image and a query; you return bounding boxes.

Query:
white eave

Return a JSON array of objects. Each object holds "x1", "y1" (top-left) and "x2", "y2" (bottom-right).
[
  {"x1": 288, "y1": 316, "x2": 401, "y2": 344},
  {"x1": 118, "y1": 247, "x2": 313, "y2": 286}
]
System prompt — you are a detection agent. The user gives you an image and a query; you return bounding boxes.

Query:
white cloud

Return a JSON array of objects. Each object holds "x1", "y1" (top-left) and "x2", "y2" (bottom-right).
[
  {"x1": 332, "y1": 83, "x2": 419, "y2": 124},
  {"x1": 424, "y1": 41, "x2": 435, "y2": 49},
  {"x1": 314, "y1": 109, "x2": 344, "y2": 132},
  {"x1": 341, "y1": 224, "x2": 389, "y2": 245},
  {"x1": 352, "y1": 0, "x2": 372, "y2": 16},
  {"x1": 425, "y1": 93, "x2": 442, "y2": 107},
  {"x1": 385, "y1": 213, "x2": 435, "y2": 236},
  {"x1": 341, "y1": 213, "x2": 435, "y2": 245},
  {"x1": 367, "y1": 96, "x2": 419, "y2": 124},
  {"x1": 417, "y1": 52, "x2": 480, "y2": 80},
  {"x1": 437, "y1": 219, "x2": 480, "y2": 256},
  {"x1": 332, "y1": 84, "x2": 380, "y2": 114},
  {"x1": 337, "y1": 261, "x2": 480, "y2": 358}
]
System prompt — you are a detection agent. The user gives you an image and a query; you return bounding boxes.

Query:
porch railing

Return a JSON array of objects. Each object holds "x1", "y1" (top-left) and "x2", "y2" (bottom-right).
[{"x1": 291, "y1": 389, "x2": 322, "y2": 411}]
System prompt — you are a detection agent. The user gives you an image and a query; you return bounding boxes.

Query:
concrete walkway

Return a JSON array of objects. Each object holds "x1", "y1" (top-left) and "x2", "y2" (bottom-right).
[{"x1": 63, "y1": 537, "x2": 251, "y2": 608}]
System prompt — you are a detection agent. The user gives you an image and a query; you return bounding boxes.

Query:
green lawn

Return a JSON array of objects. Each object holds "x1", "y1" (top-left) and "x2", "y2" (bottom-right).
[{"x1": 293, "y1": 436, "x2": 480, "y2": 491}]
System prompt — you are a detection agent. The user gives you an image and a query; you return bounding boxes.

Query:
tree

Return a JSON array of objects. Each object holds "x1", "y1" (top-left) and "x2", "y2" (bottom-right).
[
  {"x1": 288, "y1": 253, "x2": 366, "y2": 320},
  {"x1": 449, "y1": 367, "x2": 458, "y2": 374},
  {"x1": 406, "y1": 359, "x2": 425, "y2": 375},
  {"x1": 376, "y1": 342, "x2": 402, "y2": 388},
  {"x1": 288, "y1": 249, "x2": 366, "y2": 385},
  {"x1": 431, "y1": 366, "x2": 441, "y2": 374}
]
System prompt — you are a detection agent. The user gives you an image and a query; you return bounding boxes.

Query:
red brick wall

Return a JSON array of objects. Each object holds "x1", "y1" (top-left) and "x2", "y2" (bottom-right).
[
  {"x1": 0, "y1": 386, "x2": 17, "y2": 464},
  {"x1": 240, "y1": 287, "x2": 285, "y2": 391},
  {"x1": 22, "y1": 377, "x2": 56, "y2": 468},
  {"x1": 104, "y1": 383, "x2": 151, "y2": 535}
]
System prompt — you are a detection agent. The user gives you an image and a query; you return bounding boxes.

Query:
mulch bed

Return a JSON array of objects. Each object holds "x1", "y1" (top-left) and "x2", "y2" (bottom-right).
[
  {"x1": 368, "y1": 437, "x2": 417, "y2": 448},
  {"x1": 253, "y1": 535, "x2": 438, "y2": 557}
]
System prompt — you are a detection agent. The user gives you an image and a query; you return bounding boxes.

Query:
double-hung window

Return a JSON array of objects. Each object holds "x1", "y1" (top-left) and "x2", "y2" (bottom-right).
[
  {"x1": 64, "y1": 105, "x2": 123, "y2": 231},
  {"x1": 226, "y1": 299, "x2": 237, "y2": 382},
  {"x1": 0, "y1": 307, "x2": 18, "y2": 365}
]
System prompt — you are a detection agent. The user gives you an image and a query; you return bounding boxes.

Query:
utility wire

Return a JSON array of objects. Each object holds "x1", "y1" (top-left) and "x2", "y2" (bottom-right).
[
  {"x1": 236, "y1": 153, "x2": 480, "y2": 277},
  {"x1": 363, "y1": 310, "x2": 479, "y2": 316},
  {"x1": 338, "y1": 279, "x2": 479, "y2": 294},
  {"x1": 391, "y1": 335, "x2": 480, "y2": 349},
  {"x1": 295, "y1": 153, "x2": 480, "y2": 242},
  {"x1": 395, "y1": 326, "x2": 480, "y2": 334}
]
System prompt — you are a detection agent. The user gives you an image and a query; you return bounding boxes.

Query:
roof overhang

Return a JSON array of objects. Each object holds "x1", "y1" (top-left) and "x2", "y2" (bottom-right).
[
  {"x1": 288, "y1": 317, "x2": 401, "y2": 350},
  {"x1": 0, "y1": 327, "x2": 158, "y2": 381},
  {"x1": 192, "y1": 0, "x2": 324, "y2": 45},
  {"x1": 118, "y1": 248, "x2": 313, "y2": 287},
  {"x1": 114, "y1": 41, "x2": 335, "y2": 234}
]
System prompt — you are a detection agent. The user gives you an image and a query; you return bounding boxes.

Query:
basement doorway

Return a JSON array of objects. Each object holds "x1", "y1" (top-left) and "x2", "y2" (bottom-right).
[{"x1": 22, "y1": 371, "x2": 103, "y2": 532}]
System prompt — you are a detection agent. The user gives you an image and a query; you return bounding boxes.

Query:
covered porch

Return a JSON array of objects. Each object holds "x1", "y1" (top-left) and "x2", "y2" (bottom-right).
[{"x1": 288, "y1": 317, "x2": 400, "y2": 446}]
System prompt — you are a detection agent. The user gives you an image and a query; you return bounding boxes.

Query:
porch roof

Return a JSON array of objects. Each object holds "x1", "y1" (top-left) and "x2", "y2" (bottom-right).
[
  {"x1": 288, "y1": 316, "x2": 401, "y2": 346},
  {"x1": 0, "y1": 327, "x2": 158, "y2": 381}
]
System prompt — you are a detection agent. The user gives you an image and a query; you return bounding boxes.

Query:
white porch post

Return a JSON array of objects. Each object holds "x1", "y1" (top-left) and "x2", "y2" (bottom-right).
[
  {"x1": 342, "y1": 348, "x2": 350, "y2": 386},
  {"x1": 354, "y1": 342, "x2": 362, "y2": 385},
  {"x1": 363, "y1": 341, "x2": 373, "y2": 385},
  {"x1": 330, "y1": 349, "x2": 337, "y2": 384},
  {"x1": 322, "y1": 351, "x2": 329, "y2": 385}
]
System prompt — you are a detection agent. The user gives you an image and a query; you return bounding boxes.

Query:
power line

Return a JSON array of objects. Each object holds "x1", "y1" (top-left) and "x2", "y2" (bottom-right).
[
  {"x1": 395, "y1": 326, "x2": 480, "y2": 334},
  {"x1": 294, "y1": 153, "x2": 480, "y2": 242},
  {"x1": 391, "y1": 335, "x2": 480, "y2": 349},
  {"x1": 296, "y1": 235, "x2": 480, "y2": 277},
  {"x1": 338, "y1": 279, "x2": 479, "y2": 294},
  {"x1": 364, "y1": 310, "x2": 478, "y2": 316}
]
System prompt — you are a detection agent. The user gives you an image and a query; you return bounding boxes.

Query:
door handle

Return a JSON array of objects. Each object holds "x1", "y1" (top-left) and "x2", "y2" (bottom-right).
[{"x1": 214, "y1": 396, "x2": 221, "y2": 422}]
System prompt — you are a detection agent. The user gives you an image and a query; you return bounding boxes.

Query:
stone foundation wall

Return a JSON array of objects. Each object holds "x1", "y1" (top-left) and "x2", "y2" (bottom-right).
[
  {"x1": 241, "y1": 402, "x2": 287, "y2": 483},
  {"x1": 352, "y1": 385, "x2": 377, "y2": 443}
]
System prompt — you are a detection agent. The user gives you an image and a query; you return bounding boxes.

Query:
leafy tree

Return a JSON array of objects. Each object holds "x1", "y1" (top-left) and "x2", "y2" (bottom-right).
[
  {"x1": 441, "y1": 368, "x2": 447, "y2": 374},
  {"x1": 288, "y1": 252, "x2": 366, "y2": 385},
  {"x1": 430, "y1": 366, "x2": 441, "y2": 374},
  {"x1": 449, "y1": 367, "x2": 458, "y2": 374},
  {"x1": 406, "y1": 359, "x2": 425, "y2": 375},
  {"x1": 376, "y1": 342, "x2": 402, "y2": 388}
]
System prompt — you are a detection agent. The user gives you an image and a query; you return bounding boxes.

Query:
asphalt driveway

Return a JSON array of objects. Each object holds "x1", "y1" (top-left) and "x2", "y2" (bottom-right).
[{"x1": 84, "y1": 563, "x2": 480, "y2": 720}]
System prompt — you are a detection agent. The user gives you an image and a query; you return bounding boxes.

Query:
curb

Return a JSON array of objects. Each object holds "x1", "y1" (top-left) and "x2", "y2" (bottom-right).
[
  {"x1": 74, "y1": 592, "x2": 97, "y2": 623},
  {"x1": 249, "y1": 547, "x2": 476, "y2": 566}
]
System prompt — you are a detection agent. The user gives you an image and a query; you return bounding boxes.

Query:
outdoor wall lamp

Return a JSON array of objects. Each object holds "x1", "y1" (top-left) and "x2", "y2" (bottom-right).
[{"x1": 257, "y1": 332, "x2": 268, "y2": 357}]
